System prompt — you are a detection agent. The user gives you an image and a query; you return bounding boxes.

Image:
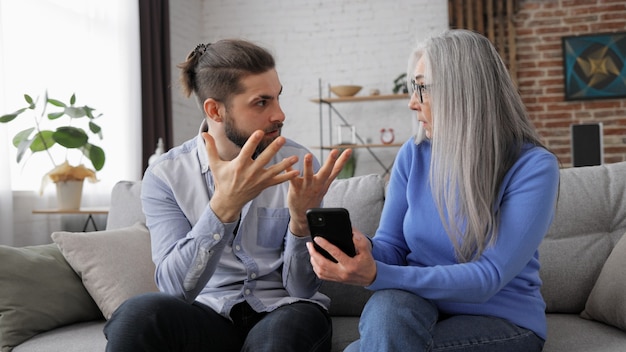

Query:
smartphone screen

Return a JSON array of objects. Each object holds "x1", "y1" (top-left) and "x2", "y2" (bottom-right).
[{"x1": 306, "y1": 207, "x2": 356, "y2": 263}]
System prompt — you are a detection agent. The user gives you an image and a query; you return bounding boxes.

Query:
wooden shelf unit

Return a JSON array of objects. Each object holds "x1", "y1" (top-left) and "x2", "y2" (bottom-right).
[
  {"x1": 311, "y1": 80, "x2": 409, "y2": 176},
  {"x1": 310, "y1": 93, "x2": 409, "y2": 104}
]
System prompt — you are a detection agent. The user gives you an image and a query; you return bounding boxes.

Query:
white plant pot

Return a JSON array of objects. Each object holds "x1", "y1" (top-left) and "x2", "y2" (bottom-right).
[{"x1": 55, "y1": 180, "x2": 84, "y2": 210}]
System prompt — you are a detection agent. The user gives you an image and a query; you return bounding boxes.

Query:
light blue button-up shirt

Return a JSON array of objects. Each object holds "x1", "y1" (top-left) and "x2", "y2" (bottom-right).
[{"x1": 141, "y1": 121, "x2": 330, "y2": 319}]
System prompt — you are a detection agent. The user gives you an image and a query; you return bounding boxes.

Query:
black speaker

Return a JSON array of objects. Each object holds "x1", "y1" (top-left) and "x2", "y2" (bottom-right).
[{"x1": 571, "y1": 123, "x2": 603, "y2": 167}]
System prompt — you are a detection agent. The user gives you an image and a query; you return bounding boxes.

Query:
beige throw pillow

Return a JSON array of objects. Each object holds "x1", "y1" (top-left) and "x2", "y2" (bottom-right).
[
  {"x1": 580, "y1": 231, "x2": 626, "y2": 331},
  {"x1": 51, "y1": 222, "x2": 158, "y2": 319}
]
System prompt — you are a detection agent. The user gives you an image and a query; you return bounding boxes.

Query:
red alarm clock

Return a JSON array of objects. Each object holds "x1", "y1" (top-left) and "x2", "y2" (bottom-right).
[{"x1": 380, "y1": 128, "x2": 395, "y2": 144}]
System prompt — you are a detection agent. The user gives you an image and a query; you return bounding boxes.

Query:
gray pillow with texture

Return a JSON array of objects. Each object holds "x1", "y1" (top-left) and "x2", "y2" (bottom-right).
[
  {"x1": 580, "y1": 232, "x2": 626, "y2": 331},
  {"x1": 539, "y1": 163, "x2": 617, "y2": 313},
  {"x1": 52, "y1": 222, "x2": 158, "y2": 320},
  {"x1": 324, "y1": 174, "x2": 385, "y2": 237},
  {"x1": 539, "y1": 233, "x2": 613, "y2": 313},
  {"x1": 0, "y1": 244, "x2": 102, "y2": 351}
]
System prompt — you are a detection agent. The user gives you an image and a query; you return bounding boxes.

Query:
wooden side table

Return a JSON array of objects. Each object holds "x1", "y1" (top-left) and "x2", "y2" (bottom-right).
[{"x1": 32, "y1": 207, "x2": 110, "y2": 231}]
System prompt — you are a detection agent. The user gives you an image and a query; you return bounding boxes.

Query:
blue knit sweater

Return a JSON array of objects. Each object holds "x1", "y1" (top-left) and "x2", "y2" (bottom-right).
[{"x1": 367, "y1": 139, "x2": 559, "y2": 340}]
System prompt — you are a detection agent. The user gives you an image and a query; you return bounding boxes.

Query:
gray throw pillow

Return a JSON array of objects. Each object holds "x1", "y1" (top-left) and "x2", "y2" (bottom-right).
[
  {"x1": 324, "y1": 174, "x2": 386, "y2": 236},
  {"x1": 51, "y1": 222, "x2": 158, "y2": 320},
  {"x1": 580, "y1": 231, "x2": 626, "y2": 331},
  {"x1": 0, "y1": 244, "x2": 102, "y2": 351}
]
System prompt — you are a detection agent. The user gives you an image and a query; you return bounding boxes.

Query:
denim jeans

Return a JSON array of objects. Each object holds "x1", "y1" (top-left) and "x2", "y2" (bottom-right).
[
  {"x1": 104, "y1": 292, "x2": 332, "y2": 352},
  {"x1": 343, "y1": 289, "x2": 544, "y2": 352}
]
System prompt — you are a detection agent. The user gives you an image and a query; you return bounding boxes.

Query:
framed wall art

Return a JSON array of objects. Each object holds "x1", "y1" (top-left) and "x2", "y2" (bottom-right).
[{"x1": 562, "y1": 32, "x2": 626, "y2": 101}]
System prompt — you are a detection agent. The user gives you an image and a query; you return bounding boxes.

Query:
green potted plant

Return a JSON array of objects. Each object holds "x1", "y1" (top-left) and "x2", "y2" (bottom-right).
[
  {"x1": 392, "y1": 73, "x2": 409, "y2": 94},
  {"x1": 0, "y1": 91, "x2": 105, "y2": 209}
]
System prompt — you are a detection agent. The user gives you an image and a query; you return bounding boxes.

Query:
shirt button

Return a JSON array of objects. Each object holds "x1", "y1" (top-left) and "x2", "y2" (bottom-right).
[
  {"x1": 245, "y1": 289, "x2": 251, "y2": 295},
  {"x1": 250, "y1": 273, "x2": 257, "y2": 279},
  {"x1": 235, "y1": 245, "x2": 241, "y2": 251},
  {"x1": 213, "y1": 234, "x2": 221, "y2": 241}
]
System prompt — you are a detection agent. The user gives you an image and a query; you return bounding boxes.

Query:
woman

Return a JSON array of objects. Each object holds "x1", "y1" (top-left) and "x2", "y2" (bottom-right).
[{"x1": 307, "y1": 29, "x2": 560, "y2": 352}]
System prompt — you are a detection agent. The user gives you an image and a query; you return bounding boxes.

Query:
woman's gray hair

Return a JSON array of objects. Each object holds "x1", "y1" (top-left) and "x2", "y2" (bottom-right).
[{"x1": 410, "y1": 29, "x2": 549, "y2": 262}]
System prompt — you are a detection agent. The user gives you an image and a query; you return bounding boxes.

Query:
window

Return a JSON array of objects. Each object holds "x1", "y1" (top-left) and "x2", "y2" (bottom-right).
[{"x1": 0, "y1": 0, "x2": 142, "y2": 194}]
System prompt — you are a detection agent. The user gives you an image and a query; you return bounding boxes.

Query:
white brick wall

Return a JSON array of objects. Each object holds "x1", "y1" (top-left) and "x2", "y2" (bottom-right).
[
  {"x1": 6, "y1": 1, "x2": 448, "y2": 247},
  {"x1": 169, "y1": 0, "x2": 448, "y2": 176}
]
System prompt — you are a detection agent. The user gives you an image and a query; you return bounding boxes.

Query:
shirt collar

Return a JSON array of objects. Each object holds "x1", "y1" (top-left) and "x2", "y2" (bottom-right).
[{"x1": 196, "y1": 119, "x2": 210, "y2": 173}]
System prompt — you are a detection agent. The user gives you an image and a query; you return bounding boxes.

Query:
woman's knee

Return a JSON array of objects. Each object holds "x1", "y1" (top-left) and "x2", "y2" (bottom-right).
[
  {"x1": 365, "y1": 289, "x2": 434, "y2": 315},
  {"x1": 361, "y1": 289, "x2": 438, "y2": 330}
]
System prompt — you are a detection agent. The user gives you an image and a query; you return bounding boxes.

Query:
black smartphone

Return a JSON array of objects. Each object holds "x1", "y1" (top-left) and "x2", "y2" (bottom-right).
[{"x1": 306, "y1": 207, "x2": 356, "y2": 263}]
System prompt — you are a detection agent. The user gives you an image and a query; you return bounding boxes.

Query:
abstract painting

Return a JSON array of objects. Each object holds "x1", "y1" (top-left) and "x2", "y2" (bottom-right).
[{"x1": 562, "y1": 32, "x2": 626, "y2": 101}]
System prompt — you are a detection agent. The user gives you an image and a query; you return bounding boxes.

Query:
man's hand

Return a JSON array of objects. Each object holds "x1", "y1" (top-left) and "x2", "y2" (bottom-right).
[
  {"x1": 287, "y1": 148, "x2": 353, "y2": 236},
  {"x1": 307, "y1": 229, "x2": 377, "y2": 286},
  {"x1": 203, "y1": 131, "x2": 300, "y2": 223}
]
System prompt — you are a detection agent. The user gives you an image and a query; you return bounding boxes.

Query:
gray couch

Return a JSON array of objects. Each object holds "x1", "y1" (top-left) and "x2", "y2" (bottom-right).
[{"x1": 4, "y1": 162, "x2": 626, "y2": 352}]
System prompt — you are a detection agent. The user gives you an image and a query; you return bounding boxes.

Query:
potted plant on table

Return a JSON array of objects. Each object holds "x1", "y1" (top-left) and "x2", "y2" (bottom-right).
[{"x1": 0, "y1": 92, "x2": 105, "y2": 209}]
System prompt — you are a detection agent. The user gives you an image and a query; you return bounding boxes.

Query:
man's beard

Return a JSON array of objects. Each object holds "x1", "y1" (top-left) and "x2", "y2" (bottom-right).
[{"x1": 224, "y1": 113, "x2": 283, "y2": 159}]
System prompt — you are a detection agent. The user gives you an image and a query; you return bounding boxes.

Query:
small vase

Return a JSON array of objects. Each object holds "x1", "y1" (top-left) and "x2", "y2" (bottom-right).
[{"x1": 55, "y1": 180, "x2": 84, "y2": 210}]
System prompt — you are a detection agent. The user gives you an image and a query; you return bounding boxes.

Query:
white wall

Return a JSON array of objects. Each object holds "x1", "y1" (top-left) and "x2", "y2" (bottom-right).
[
  {"x1": 6, "y1": 1, "x2": 448, "y2": 247},
  {"x1": 169, "y1": 0, "x2": 448, "y2": 176}
]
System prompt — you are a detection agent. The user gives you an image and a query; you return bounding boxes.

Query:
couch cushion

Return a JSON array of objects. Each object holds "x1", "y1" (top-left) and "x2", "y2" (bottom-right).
[
  {"x1": 580, "y1": 231, "x2": 626, "y2": 331},
  {"x1": 12, "y1": 320, "x2": 107, "y2": 352},
  {"x1": 539, "y1": 235, "x2": 612, "y2": 313},
  {"x1": 540, "y1": 162, "x2": 626, "y2": 313},
  {"x1": 544, "y1": 314, "x2": 626, "y2": 352},
  {"x1": 0, "y1": 244, "x2": 102, "y2": 351},
  {"x1": 329, "y1": 316, "x2": 360, "y2": 352},
  {"x1": 323, "y1": 174, "x2": 385, "y2": 237},
  {"x1": 51, "y1": 222, "x2": 158, "y2": 320},
  {"x1": 319, "y1": 281, "x2": 372, "y2": 316},
  {"x1": 105, "y1": 180, "x2": 145, "y2": 230}
]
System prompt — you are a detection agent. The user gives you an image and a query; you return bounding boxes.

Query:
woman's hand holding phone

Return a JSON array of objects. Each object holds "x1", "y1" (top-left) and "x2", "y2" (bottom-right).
[
  {"x1": 306, "y1": 208, "x2": 356, "y2": 263},
  {"x1": 306, "y1": 209, "x2": 377, "y2": 286}
]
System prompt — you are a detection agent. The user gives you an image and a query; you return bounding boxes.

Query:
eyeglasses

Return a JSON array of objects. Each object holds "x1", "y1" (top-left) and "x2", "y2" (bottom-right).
[{"x1": 410, "y1": 78, "x2": 430, "y2": 104}]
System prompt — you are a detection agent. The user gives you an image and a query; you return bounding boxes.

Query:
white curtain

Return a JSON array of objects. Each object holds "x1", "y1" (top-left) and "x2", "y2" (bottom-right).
[{"x1": 0, "y1": 0, "x2": 142, "y2": 246}]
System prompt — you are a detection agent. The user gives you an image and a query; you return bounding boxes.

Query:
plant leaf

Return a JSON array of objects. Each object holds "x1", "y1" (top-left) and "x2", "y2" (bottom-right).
[
  {"x1": 64, "y1": 106, "x2": 86, "y2": 118},
  {"x1": 48, "y1": 111, "x2": 64, "y2": 120},
  {"x1": 12, "y1": 127, "x2": 35, "y2": 147},
  {"x1": 85, "y1": 143, "x2": 105, "y2": 171},
  {"x1": 53, "y1": 126, "x2": 88, "y2": 148},
  {"x1": 30, "y1": 130, "x2": 56, "y2": 152},
  {"x1": 15, "y1": 137, "x2": 34, "y2": 163},
  {"x1": 0, "y1": 107, "x2": 27, "y2": 123},
  {"x1": 84, "y1": 106, "x2": 97, "y2": 119},
  {"x1": 47, "y1": 98, "x2": 66, "y2": 108},
  {"x1": 70, "y1": 93, "x2": 76, "y2": 105},
  {"x1": 89, "y1": 121, "x2": 102, "y2": 138}
]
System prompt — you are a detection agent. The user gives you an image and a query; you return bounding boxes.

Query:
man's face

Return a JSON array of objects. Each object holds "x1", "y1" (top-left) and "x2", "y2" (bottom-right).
[{"x1": 223, "y1": 69, "x2": 285, "y2": 158}]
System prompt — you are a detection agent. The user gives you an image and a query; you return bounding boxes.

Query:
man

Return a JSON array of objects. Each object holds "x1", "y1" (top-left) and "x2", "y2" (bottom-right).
[{"x1": 104, "y1": 39, "x2": 351, "y2": 352}]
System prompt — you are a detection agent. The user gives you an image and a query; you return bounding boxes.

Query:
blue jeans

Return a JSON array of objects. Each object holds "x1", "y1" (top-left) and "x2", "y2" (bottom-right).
[
  {"x1": 104, "y1": 292, "x2": 332, "y2": 352},
  {"x1": 344, "y1": 289, "x2": 544, "y2": 352}
]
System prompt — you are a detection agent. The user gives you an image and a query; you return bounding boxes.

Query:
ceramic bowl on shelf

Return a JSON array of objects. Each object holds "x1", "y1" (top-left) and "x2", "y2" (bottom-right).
[{"x1": 330, "y1": 85, "x2": 362, "y2": 97}]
